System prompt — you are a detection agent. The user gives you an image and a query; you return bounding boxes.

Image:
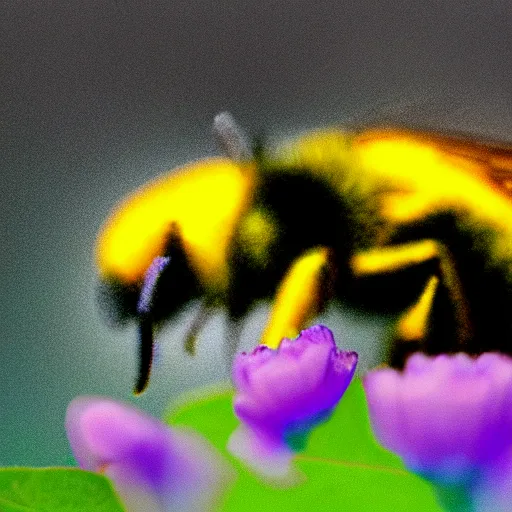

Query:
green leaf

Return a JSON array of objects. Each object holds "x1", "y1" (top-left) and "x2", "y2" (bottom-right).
[
  {"x1": 303, "y1": 379, "x2": 404, "y2": 468},
  {"x1": 0, "y1": 468, "x2": 125, "y2": 512},
  {"x1": 165, "y1": 382, "x2": 237, "y2": 456},
  {"x1": 220, "y1": 458, "x2": 441, "y2": 511},
  {"x1": 166, "y1": 380, "x2": 443, "y2": 511}
]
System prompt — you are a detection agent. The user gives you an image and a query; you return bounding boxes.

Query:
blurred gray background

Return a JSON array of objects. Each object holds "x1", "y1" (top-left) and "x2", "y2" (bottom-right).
[{"x1": 2, "y1": 0, "x2": 512, "y2": 467}]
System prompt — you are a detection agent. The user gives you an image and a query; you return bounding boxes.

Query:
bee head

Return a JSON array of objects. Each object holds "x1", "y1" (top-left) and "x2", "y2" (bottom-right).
[
  {"x1": 97, "y1": 222, "x2": 201, "y2": 328},
  {"x1": 94, "y1": 113, "x2": 258, "y2": 392}
]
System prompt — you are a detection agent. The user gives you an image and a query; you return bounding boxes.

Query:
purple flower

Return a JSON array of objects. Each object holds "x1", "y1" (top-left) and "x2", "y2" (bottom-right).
[
  {"x1": 363, "y1": 353, "x2": 512, "y2": 488},
  {"x1": 474, "y1": 457, "x2": 512, "y2": 511},
  {"x1": 66, "y1": 397, "x2": 233, "y2": 512},
  {"x1": 473, "y1": 420, "x2": 512, "y2": 511},
  {"x1": 228, "y1": 325, "x2": 358, "y2": 479}
]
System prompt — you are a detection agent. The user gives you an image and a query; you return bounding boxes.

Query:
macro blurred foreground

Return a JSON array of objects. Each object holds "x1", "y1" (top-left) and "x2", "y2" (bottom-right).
[
  {"x1": 0, "y1": 377, "x2": 442, "y2": 511},
  {"x1": 3, "y1": 326, "x2": 512, "y2": 511}
]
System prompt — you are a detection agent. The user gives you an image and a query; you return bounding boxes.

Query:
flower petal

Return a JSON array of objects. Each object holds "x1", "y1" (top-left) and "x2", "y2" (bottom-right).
[
  {"x1": 230, "y1": 324, "x2": 357, "y2": 476},
  {"x1": 66, "y1": 396, "x2": 233, "y2": 512},
  {"x1": 364, "y1": 353, "x2": 512, "y2": 487},
  {"x1": 227, "y1": 425, "x2": 296, "y2": 482}
]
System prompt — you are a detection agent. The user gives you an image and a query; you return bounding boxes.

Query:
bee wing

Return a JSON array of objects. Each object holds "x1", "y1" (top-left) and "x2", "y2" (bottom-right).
[{"x1": 354, "y1": 128, "x2": 512, "y2": 198}]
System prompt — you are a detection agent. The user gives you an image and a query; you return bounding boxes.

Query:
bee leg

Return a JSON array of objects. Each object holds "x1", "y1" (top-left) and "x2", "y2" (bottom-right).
[
  {"x1": 260, "y1": 247, "x2": 333, "y2": 349},
  {"x1": 183, "y1": 301, "x2": 213, "y2": 356},
  {"x1": 136, "y1": 317, "x2": 155, "y2": 395},
  {"x1": 225, "y1": 315, "x2": 245, "y2": 370},
  {"x1": 388, "y1": 275, "x2": 439, "y2": 366},
  {"x1": 352, "y1": 239, "x2": 472, "y2": 365}
]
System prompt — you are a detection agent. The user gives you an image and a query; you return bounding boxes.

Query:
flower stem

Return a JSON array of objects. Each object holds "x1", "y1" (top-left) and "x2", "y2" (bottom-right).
[{"x1": 434, "y1": 483, "x2": 474, "y2": 512}]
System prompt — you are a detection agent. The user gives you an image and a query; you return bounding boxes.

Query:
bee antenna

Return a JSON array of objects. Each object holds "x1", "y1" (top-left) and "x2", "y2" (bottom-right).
[
  {"x1": 213, "y1": 112, "x2": 252, "y2": 162},
  {"x1": 134, "y1": 255, "x2": 171, "y2": 395},
  {"x1": 137, "y1": 256, "x2": 171, "y2": 316}
]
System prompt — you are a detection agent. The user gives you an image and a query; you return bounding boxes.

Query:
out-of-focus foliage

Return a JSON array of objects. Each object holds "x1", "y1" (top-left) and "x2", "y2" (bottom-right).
[{"x1": 0, "y1": 468, "x2": 124, "y2": 512}]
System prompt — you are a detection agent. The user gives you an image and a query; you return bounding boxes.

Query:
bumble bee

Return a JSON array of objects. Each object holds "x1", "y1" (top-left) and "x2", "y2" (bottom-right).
[{"x1": 96, "y1": 113, "x2": 512, "y2": 393}]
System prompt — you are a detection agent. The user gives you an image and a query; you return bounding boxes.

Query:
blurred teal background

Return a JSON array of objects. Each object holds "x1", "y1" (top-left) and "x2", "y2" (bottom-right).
[{"x1": 2, "y1": 0, "x2": 512, "y2": 467}]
